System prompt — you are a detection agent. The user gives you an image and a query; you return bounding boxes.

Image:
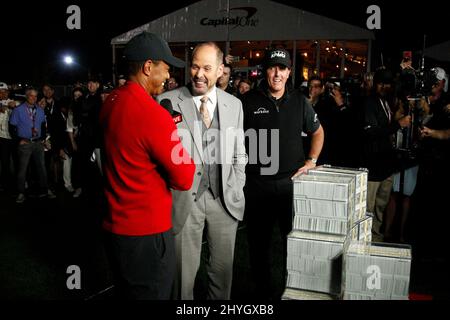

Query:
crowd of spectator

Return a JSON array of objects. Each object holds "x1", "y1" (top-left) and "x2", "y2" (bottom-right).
[{"x1": 1, "y1": 58, "x2": 448, "y2": 251}]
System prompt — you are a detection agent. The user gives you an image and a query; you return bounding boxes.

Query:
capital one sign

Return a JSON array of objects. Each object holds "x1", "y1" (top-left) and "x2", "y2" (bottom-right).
[{"x1": 200, "y1": 7, "x2": 259, "y2": 29}]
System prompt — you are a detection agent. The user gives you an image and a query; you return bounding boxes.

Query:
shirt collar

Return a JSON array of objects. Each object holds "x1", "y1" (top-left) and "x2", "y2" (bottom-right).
[
  {"x1": 25, "y1": 103, "x2": 36, "y2": 109},
  {"x1": 193, "y1": 86, "x2": 217, "y2": 106}
]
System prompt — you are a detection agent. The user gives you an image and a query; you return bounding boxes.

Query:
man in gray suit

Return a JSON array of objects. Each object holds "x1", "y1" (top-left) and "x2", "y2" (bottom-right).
[{"x1": 157, "y1": 42, "x2": 247, "y2": 300}]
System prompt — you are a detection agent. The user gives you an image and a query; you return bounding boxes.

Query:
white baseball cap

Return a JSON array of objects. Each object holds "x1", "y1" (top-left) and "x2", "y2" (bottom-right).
[
  {"x1": 0, "y1": 82, "x2": 8, "y2": 90},
  {"x1": 433, "y1": 67, "x2": 446, "y2": 81}
]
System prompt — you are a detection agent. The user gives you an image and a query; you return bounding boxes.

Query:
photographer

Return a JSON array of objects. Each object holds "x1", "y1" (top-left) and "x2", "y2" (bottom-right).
[
  {"x1": 384, "y1": 98, "x2": 423, "y2": 243},
  {"x1": 418, "y1": 67, "x2": 449, "y2": 168},
  {"x1": 307, "y1": 76, "x2": 353, "y2": 166},
  {"x1": 383, "y1": 59, "x2": 430, "y2": 243},
  {"x1": 413, "y1": 67, "x2": 450, "y2": 259},
  {"x1": 361, "y1": 68, "x2": 411, "y2": 242}
]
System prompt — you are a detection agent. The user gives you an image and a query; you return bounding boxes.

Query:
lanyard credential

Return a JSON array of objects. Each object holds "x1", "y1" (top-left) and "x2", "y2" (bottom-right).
[{"x1": 27, "y1": 105, "x2": 38, "y2": 137}]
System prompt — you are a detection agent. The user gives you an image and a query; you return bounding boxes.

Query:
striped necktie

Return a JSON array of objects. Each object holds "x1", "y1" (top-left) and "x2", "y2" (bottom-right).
[{"x1": 200, "y1": 96, "x2": 211, "y2": 128}]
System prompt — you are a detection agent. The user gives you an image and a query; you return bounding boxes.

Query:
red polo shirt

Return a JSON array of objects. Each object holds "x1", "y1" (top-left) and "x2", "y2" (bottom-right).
[{"x1": 100, "y1": 81, "x2": 195, "y2": 236}]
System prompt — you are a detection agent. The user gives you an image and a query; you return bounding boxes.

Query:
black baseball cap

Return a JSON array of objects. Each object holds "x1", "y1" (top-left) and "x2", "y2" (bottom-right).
[
  {"x1": 123, "y1": 32, "x2": 185, "y2": 68},
  {"x1": 264, "y1": 49, "x2": 292, "y2": 68}
]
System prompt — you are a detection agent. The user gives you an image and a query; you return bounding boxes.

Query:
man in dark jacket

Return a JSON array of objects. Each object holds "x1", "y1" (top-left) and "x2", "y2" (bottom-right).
[
  {"x1": 361, "y1": 68, "x2": 411, "y2": 241},
  {"x1": 241, "y1": 48, "x2": 324, "y2": 299}
]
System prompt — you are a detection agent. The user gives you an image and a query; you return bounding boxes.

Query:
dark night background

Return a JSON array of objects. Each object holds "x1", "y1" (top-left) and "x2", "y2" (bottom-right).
[{"x1": 2, "y1": 0, "x2": 448, "y2": 85}]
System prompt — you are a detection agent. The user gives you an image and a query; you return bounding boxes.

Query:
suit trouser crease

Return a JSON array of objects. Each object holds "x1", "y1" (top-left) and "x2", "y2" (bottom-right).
[{"x1": 175, "y1": 190, "x2": 238, "y2": 300}]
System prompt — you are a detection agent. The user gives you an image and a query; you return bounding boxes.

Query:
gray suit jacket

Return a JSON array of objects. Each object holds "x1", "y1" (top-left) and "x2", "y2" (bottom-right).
[{"x1": 157, "y1": 87, "x2": 247, "y2": 234}]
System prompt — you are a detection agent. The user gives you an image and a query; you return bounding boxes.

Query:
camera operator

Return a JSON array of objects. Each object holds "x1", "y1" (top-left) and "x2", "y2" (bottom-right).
[
  {"x1": 418, "y1": 67, "x2": 449, "y2": 167},
  {"x1": 383, "y1": 59, "x2": 430, "y2": 243},
  {"x1": 410, "y1": 67, "x2": 450, "y2": 261},
  {"x1": 361, "y1": 68, "x2": 412, "y2": 242},
  {"x1": 307, "y1": 76, "x2": 353, "y2": 166}
]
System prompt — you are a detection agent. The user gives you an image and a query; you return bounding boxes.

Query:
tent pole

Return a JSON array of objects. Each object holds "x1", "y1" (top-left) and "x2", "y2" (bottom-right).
[
  {"x1": 340, "y1": 41, "x2": 346, "y2": 79},
  {"x1": 226, "y1": 0, "x2": 230, "y2": 57},
  {"x1": 185, "y1": 42, "x2": 190, "y2": 86},
  {"x1": 315, "y1": 41, "x2": 320, "y2": 75},
  {"x1": 112, "y1": 44, "x2": 116, "y2": 85},
  {"x1": 367, "y1": 39, "x2": 372, "y2": 73},
  {"x1": 292, "y1": 40, "x2": 297, "y2": 86}
]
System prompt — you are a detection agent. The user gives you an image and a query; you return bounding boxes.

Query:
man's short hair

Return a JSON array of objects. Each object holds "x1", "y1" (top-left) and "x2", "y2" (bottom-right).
[
  {"x1": 127, "y1": 61, "x2": 146, "y2": 77},
  {"x1": 127, "y1": 60, "x2": 163, "y2": 77},
  {"x1": 192, "y1": 42, "x2": 224, "y2": 66},
  {"x1": 87, "y1": 76, "x2": 101, "y2": 84},
  {"x1": 223, "y1": 63, "x2": 232, "y2": 71},
  {"x1": 308, "y1": 76, "x2": 323, "y2": 86},
  {"x1": 239, "y1": 78, "x2": 252, "y2": 88},
  {"x1": 25, "y1": 87, "x2": 38, "y2": 95}
]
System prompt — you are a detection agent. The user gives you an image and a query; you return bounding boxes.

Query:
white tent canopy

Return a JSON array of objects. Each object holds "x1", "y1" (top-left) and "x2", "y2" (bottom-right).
[
  {"x1": 111, "y1": 0, "x2": 374, "y2": 45},
  {"x1": 111, "y1": 0, "x2": 374, "y2": 83}
]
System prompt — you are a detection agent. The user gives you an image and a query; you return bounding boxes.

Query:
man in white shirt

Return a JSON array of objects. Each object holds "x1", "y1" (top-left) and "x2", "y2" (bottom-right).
[
  {"x1": 0, "y1": 82, "x2": 16, "y2": 191},
  {"x1": 157, "y1": 42, "x2": 247, "y2": 300}
]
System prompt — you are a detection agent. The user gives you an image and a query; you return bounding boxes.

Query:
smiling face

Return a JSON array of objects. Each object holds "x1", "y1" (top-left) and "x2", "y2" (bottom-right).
[
  {"x1": 87, "y1": 81, "x2": 100, "y2": 94},
  {"x1": 25, "y1": 89, "x2": 38, "y2": 105},
  {"x1": 190, "y1": 44, "x2": 224, "y2": 96},
  {"x1": 266, "y1": 65, "x2": 291, "y2": 98},
  {"x1": 0, "y1": 89, "x2": 8, "y2": 100},
  {"x1": 147, "y1": 60, "x2": 170, "y2": 96}
]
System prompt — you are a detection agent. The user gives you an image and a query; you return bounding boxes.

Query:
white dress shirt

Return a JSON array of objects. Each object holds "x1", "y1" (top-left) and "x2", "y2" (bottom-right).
[{"x1": 193, "y1": 86, "x2": 218, "y2": 121}]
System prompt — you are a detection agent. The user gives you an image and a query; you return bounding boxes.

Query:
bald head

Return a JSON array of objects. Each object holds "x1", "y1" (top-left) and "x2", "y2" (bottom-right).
[{"x1": 190, "y1": 42, "x2": 224, "y2": 96}]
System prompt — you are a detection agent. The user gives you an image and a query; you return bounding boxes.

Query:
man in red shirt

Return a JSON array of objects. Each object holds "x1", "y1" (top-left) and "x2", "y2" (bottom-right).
[{"x1": 100, "y1": 32, "x2": 195, "y2": 299}]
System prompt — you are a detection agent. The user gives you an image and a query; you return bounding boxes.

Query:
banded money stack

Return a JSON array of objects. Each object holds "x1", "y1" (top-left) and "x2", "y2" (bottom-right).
[
  {"x1": 284, "y1": 167, "x2": 371, "y2": 299},
  {"x1": 283, "y1": 166, "x2": 412, "y2": 300},
  {"x1": 342, "y1": 241, "x2": 411, "y2": 300}
]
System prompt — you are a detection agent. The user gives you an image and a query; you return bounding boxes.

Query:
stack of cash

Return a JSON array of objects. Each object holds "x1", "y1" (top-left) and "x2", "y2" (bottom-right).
[
  {"x1": 286, "y1": 166, "x2": 376, "y2": 299},
  {"x1": 292, "y1": 174, "x2": 355, "y2": 235},
  {"x1": 308, "y1": 166, "x2": 368, "y2": 223},
  {"x1": 281, "y1": 287, "x2": 337, "y2": 300},
  {"x1": 342, "y1": 241, "x2": 412, "y2": 300},
  {"x1": 286, "y1": 230, "x2": 345, "y2": 294},
  {"x1": 349, "y1": 214, "x2": 373, "y2": 243},
  {"x1": 287, "y1": 166, "x2": 410, "y2": 300}
]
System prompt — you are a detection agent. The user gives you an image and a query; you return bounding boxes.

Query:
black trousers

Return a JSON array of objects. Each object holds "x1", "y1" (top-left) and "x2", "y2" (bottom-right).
[
  {"x1": 244, "y1": 175, "x2": 293, "y2": 299},
  {"x1": 0, "y1": 137, "x2": 14, "y2": 189},
  {"x1": 103, "y1": 229, "x2": 176, "y2": 300}
]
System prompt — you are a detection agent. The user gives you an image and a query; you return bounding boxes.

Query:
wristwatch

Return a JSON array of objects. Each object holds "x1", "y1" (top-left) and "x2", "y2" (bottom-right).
[{"x1": 307, "y1": 157, "x2": 318, "y2": 164}]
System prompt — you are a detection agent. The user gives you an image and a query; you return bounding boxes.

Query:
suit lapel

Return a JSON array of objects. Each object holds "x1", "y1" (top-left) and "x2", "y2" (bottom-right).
[
  {"x1": 217, "y1": 89, "x2": 233, "y2": 166},
  {"x1": 178, "y1": 87, "x2": 204, "y2": 163}
]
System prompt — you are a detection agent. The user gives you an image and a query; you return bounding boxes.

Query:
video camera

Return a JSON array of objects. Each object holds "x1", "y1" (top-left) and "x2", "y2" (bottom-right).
[
  {"x1": 398, "y1": 65, "x2": 442, "y2": 98},
  {"x1": 394, "y1": 55, "x2": 445, "y2": 162},
  {"x1": 324, "y1": 78, "x2": 358, "y2": 107}
]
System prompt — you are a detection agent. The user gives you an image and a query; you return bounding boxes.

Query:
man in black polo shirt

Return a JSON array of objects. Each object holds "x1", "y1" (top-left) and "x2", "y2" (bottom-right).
[{"x1": 241, "y1": 48, "x2": 324, "y2": 299}]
